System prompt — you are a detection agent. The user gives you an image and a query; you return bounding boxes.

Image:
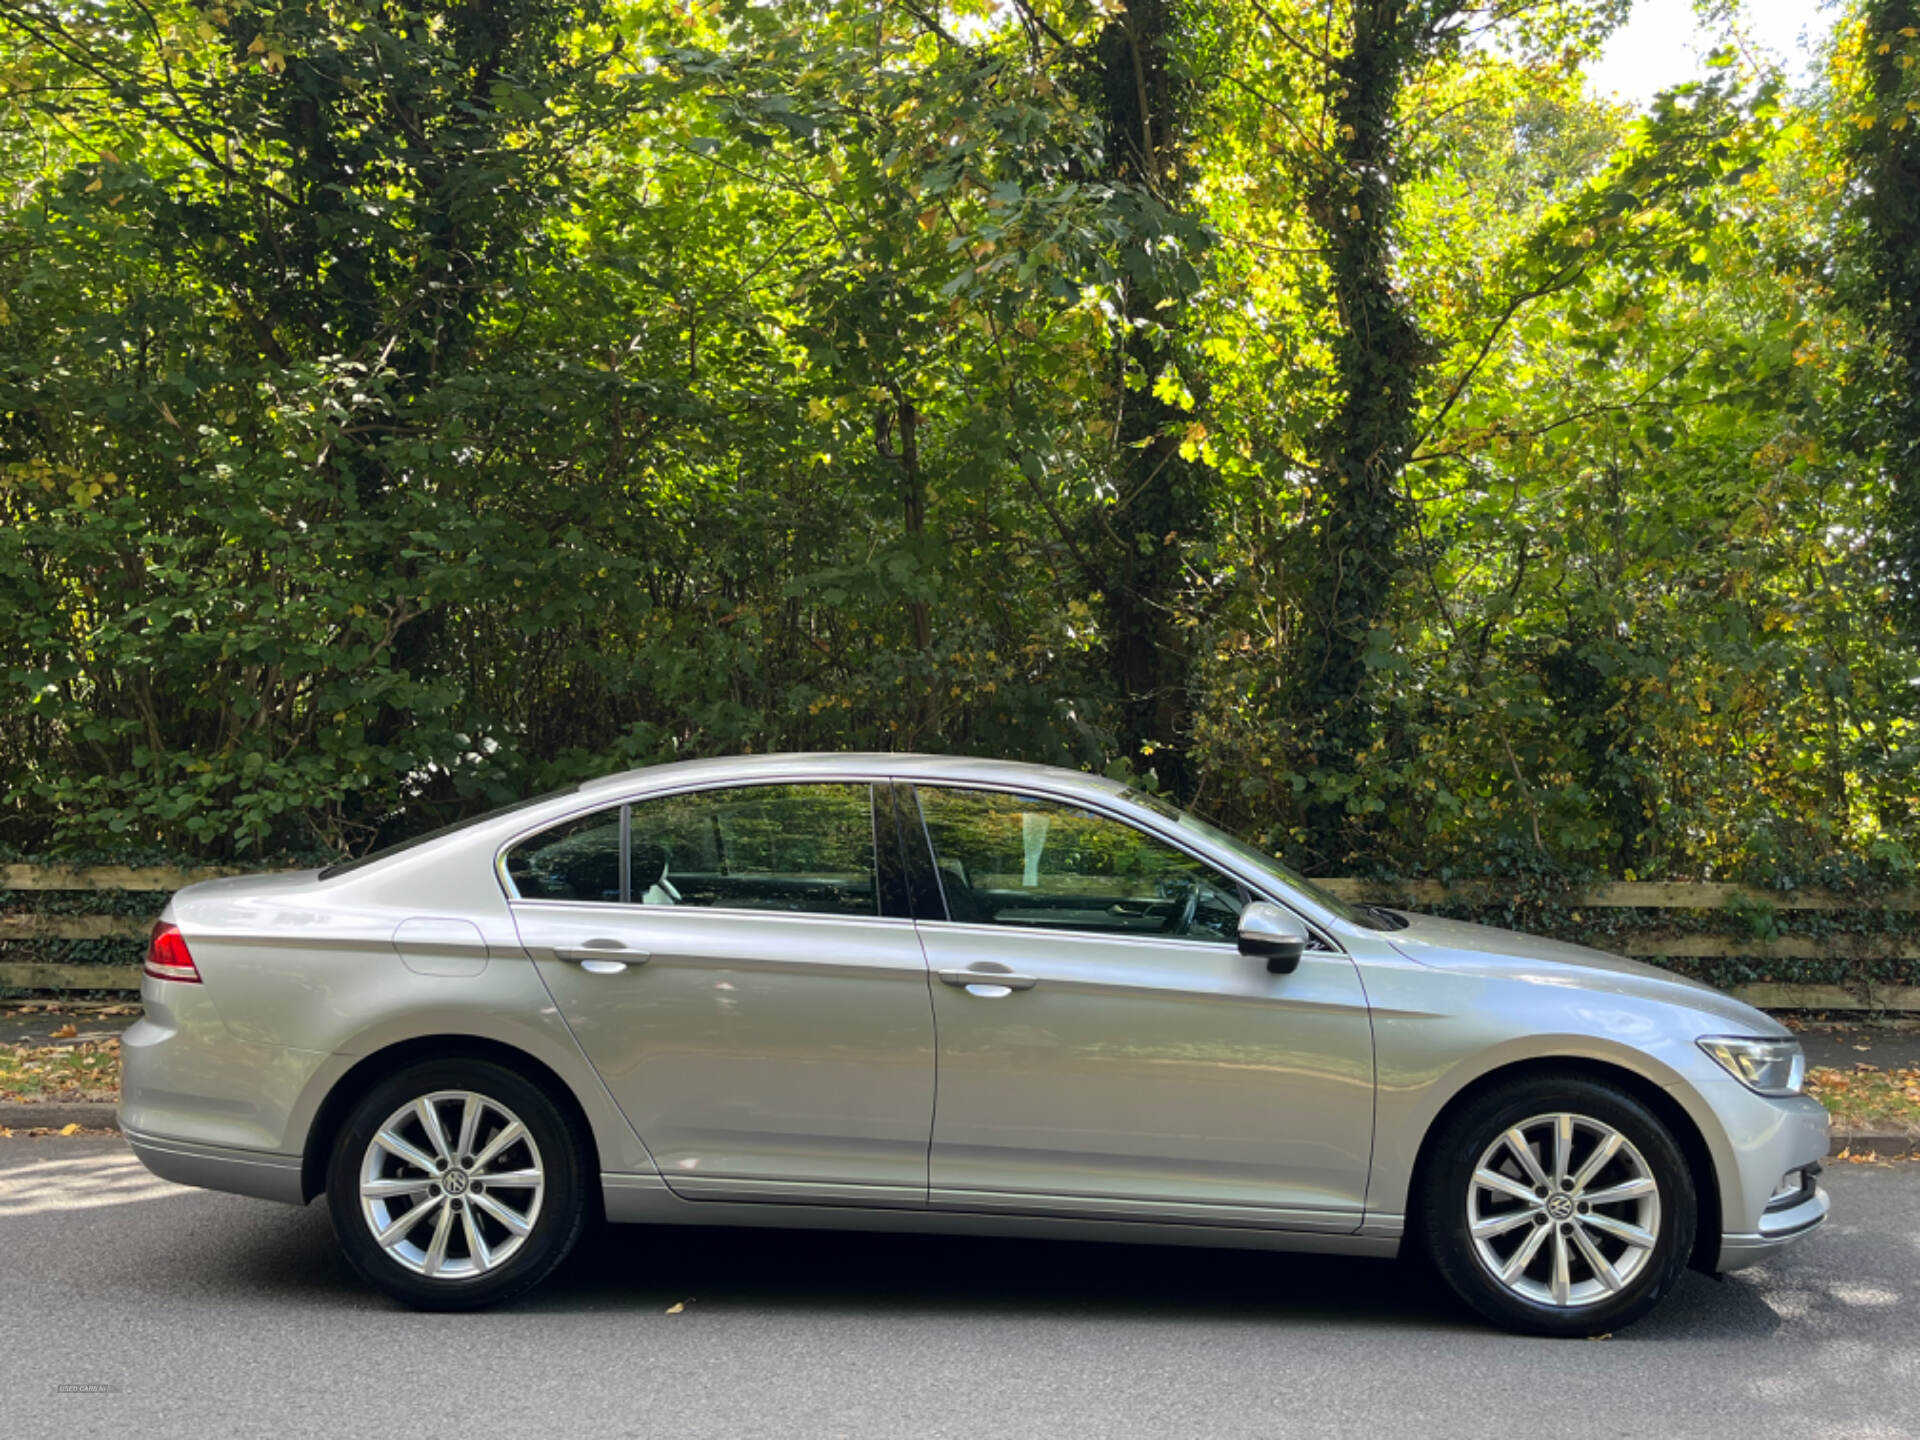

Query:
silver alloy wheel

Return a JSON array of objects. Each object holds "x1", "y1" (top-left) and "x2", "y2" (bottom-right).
[
  {"x1": 358, "y1": 1090, "x2": 546, "y2": 1281},
  {"x1": 1467, "y1": 1112, "x2": 1662, "y2": 1309}
]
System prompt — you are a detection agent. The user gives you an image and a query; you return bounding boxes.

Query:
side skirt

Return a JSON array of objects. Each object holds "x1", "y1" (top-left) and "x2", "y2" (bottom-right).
[{"x1": 601, "y1": 1174, "x2": 1402, "y2": 1258}]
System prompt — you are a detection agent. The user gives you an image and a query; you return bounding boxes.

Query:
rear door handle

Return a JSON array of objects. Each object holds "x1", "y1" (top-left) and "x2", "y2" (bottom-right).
[
  {"x1": 937, "y1": 967, "x2": 1036, "y2": 993},
  {"x1": 555, "y1": 945, "x2": 649, "y2": 974}
]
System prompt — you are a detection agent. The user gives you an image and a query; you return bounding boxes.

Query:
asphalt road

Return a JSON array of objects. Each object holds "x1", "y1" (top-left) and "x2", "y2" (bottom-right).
[
  {"x1": 1797, "y1": 1021, "x2": 1920, "y2": 1073},
  {"x1": 2, "y1": 1139, "x2": 1916, "y2": 1440}
]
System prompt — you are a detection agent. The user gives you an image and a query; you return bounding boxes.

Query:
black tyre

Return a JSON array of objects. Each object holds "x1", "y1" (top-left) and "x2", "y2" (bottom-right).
[
  {"x1": 327, "y1": 1058, "x2": 590, "y2": 1311},
  {"x1": 1420, "y1": 1075, "x2": 1697, "y2": 1337}
]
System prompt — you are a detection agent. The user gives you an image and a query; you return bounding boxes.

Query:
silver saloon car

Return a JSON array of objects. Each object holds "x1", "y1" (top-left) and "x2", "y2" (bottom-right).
[{"x1": 121, "y1": 753, "x2": 1830, "y2": 1334}]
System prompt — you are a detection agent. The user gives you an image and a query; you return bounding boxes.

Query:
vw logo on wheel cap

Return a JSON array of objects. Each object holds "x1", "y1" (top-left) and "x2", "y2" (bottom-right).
[{"x1": 444, "y1": 1169, "x2": 471, "y2": 1197}]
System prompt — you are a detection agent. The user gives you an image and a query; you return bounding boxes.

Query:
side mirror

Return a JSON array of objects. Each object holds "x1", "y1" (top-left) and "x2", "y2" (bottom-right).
[{"x1": 1238, "y1": 901, "x2": 1308, "y2": 974}]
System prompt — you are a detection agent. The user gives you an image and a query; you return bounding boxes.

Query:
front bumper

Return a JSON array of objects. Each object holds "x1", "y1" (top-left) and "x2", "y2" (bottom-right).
[
  {"x1": 1682, "y1": 1076, "x2": 1833, "y2": 1273},
  {"x1": 1717, "y1": 1180, "x2": 1831, "y2": 1272}
]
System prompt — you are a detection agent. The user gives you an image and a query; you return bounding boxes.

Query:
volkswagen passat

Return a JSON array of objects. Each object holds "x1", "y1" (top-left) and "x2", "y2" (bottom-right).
[{"x1": 121, "y1": 754, "x2": 1829, "y2": 1334}]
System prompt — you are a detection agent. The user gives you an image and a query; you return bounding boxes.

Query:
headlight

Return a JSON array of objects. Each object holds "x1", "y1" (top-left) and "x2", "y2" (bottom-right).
[{"x1": 1698, "y1": 1036, "x2": 1806, "y2": 1096}]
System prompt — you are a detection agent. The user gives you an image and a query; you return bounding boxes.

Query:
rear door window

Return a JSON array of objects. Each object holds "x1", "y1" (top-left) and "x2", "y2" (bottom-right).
[
  {"x1": 631, "y1": 783, "x2": 878, "y2": 918},
  {"x1": 504, "y1": 784, "x2": 880, "y2": 916}
]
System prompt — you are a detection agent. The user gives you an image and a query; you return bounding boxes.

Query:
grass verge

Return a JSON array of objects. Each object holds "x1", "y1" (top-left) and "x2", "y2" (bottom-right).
[{"x1": 1805, "y1": 1064, "x2": 1920, "y2": 1139}]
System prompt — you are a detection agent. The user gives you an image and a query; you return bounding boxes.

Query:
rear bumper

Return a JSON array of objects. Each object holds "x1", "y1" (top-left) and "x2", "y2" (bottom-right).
[
  {"x1": 118, "y1": 989, "x2": 328, "y2": 1154},
  {"x1": 122, "y1": 1125, "x2": 306, "y2": 1206}
]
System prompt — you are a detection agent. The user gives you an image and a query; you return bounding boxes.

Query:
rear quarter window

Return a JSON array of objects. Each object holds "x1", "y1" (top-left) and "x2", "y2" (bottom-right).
[{"x1": 504, "y1": 809, "x2": 624, "y2": 902}]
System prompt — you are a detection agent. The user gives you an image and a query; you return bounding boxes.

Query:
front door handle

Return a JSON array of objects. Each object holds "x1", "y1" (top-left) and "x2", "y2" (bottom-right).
[{"x1": 937, "y1": 967, "x2": 1037, "y2": 994}]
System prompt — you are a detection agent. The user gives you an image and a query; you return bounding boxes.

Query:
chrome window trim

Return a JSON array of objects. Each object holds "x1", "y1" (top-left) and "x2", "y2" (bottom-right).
[
  {"x1": 505, "y1": 896, "x2": 919, "y2": 932},
  {"x1": 915, "y1": 917, "x2": 1291, "y2": 957}
]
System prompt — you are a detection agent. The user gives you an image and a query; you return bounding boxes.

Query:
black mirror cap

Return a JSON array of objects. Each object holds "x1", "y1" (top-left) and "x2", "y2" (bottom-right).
[{"x1": 1239, "y1": 933, "x2": 1305, "y2": 973}]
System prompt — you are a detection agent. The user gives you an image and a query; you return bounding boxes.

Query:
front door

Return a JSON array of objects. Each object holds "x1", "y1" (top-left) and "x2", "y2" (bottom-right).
[
  {"x1": 509, "y1": 782, "x2": 936, "y2": 1207},
  {"x1": 908, "y1": 784, "x2": 1375, "y2": 1231}
]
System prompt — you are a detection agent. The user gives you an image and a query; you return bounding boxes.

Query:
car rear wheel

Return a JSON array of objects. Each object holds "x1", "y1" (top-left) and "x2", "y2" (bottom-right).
[
  {"x1": 327, "y1": 1058, "x2": 589, "y2": 1310},
  {"x1": 1420, "y1": 1074, "x2": 1697, "y2": 1336}
]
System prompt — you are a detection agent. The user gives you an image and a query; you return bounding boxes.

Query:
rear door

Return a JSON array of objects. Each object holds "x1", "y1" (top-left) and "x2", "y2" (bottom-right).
[
  {"x1": 907, "y1": 783, "x2": 1375, "y2": 1231},
  {"x1": 508, "y1": 781, "x2": 936, "y2": 1207}
]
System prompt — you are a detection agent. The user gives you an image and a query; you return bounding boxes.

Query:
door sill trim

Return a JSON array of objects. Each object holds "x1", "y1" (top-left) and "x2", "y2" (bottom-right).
[
  {"x1": 600, "y1": 1173, "x2": 1362, "y2": 1235},
  {"x1": 661, "y1": 1175, "x2": 929, "y2": 1209},
  {"x1": 600, "y1": 1173, "x2": 1393, "y2": 1255},
  {"x1": 929, "y1": 1186, "x2": 1362, "y2": 1233}
]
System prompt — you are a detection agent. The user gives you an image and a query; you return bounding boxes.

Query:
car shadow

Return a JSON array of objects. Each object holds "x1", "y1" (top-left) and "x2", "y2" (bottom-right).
[
  {"x1": 218, "y1": 1201, "x2": 1789, "y2": 1340},
  {"x1": 538, "y1": 1221, "x2": 1466, "y2": 1328},
  {"x1": 525, "y1": 1219, "x2": 1787, "y2": 1339}
]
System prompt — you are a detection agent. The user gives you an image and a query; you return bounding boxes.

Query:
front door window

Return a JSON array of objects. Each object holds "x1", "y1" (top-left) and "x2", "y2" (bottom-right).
[{"x1": 913, "y1": 786, "x2": 1244, "y2": 942}]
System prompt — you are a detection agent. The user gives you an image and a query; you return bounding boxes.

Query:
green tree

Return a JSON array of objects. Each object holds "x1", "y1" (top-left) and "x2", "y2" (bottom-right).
[{"x1": 1832, "y1": 0, "x2": 1920, "y2": 617}]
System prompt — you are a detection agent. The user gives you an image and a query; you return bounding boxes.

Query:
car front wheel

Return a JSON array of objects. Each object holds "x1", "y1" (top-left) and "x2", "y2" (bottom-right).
[
  {"x1": 327, "y1": 1058, "x2": 589, "y2": 1310},
  {"x1": 1421, "y1": 1075, "x2": 1697, "y2": 1336}
]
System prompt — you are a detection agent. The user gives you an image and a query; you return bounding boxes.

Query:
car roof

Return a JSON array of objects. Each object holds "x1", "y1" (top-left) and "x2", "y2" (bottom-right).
[{"x1": 577, "y1": 752, "x2": 1134, "y2": 800}]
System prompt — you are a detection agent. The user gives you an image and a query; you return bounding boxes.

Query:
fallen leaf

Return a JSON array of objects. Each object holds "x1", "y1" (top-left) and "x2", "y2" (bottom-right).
[
  {"x1": 49, "y1": 1024, "x2": 77, "y2": 1039},
  {"x1": 58, "y1": 1123, "x2": 79, "y2": 1136},
  {"x1": 665, "y1": 1299, "x2": 692, "y2": 1314}
]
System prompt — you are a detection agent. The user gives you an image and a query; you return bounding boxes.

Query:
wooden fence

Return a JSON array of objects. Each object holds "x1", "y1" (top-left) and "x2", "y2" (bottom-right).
[{"x1": 2, "y1": 865, "x2": 1917, "y2": 1010}]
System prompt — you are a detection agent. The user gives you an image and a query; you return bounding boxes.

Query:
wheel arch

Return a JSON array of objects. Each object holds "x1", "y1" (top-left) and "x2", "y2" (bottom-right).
[
  {"x1": 300, "y1": 1035, "x2": 606, "y2": 1205},
  {"x1": 1403, "y1": 1055, "x2": 1724, "y2": 1273}
]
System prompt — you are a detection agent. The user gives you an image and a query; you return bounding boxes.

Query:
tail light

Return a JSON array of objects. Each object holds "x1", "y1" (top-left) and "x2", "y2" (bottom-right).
[{"x1": 145, "y1": 921, "x2": 202, "y2": 983}]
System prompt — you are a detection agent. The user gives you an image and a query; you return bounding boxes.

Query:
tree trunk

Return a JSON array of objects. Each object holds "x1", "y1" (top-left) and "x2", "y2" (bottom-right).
[
  {"x1": 1293, "y1": 0, "x2": 1429, "y2": 864},
  {"x1": 1084, "y1": 0, "x2": 1212, "y2": 796},
  {"x1": 877, "y1": 392, "x2": 938, "y2": 737}
]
